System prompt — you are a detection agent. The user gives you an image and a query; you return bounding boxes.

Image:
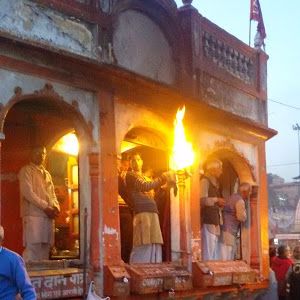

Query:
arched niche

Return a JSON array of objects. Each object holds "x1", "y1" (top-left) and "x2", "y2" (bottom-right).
[
  {"x1": 112, "y1": 0, "x2": 183, "y2": 85},
  {"x1": 115, "y1": 99, "x2": 173, "y2": 155},
  {"x1": 200, "y1": 140, "x2": 257, "y2": 262},
  {"x1": 123, "y1": 126, "x2": 168, "y2": 152},
  {"x1": 119, "y1": 125, "x2": 172, "y2": 263},
  {"x1": 203, "y1": 141, "x2": 256, "y2": 187},
  {"x1": 0, "y1": 84, "x2": 93, "y2": 144},
  {"x1": 0, "y1": 83, "x2": 93, "y2": 257}
]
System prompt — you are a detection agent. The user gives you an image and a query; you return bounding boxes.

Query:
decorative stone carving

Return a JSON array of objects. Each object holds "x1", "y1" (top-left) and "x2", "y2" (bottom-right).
[
  {"x1": 202, "y1": 137, "x2": 256, "y2": 183},
  {"x1": 14, "y1": 86, "x2": 22, "y2": 96},
  {"x1": 203, "y1": 32, "x2": 254, "y2": 84},
  {"x1": 72, "y1": 100, "x2": 79, "y2": 109},
  {"x1": 0, "y1": 83, "x2": 93, "y2": 142},
  {"x1": 33, "y1": 83, "x2": 64, "y2": 102}
]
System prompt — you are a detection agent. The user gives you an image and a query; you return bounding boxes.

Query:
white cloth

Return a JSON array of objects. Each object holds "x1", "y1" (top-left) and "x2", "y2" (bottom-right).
[
  {"x1": 130, "y1": 244, "x2": 162, "y2": 264},
  {"x1": 23, "y1": 242, "x2": 50, "y2": 261},
  {"x1": 220, "y1": 242, "x2": 234, "y2": 260},
  {"x1": 23, "y1": 216, "x2": 53, "y2": 244},
  {"x1": 202, "y1": 224, "x2": 219, "y2": 260},
  {"x1": 87, "y1": 281, "x2": 110, "y2": 300}
]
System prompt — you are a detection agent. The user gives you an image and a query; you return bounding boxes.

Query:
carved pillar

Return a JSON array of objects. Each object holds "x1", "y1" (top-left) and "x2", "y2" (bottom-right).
[
  {"x1": 257, "y1": 142, "x2": 269, "y2": 278},
  {"x1": 250, "y1": 185, "x2": 260, "y2": 270},
  {"x1": 178, "y1": 3, "x2": 200, "y2": 97},
  {"x1": 177, "y1": 171, "x2": 191, "y2": 269},
  {"x1": 89, "y1": 152, "x2": 100, "y2": 272},
  {"x1": 98, "y1": 90, "x2": 121, "y2": 266}
]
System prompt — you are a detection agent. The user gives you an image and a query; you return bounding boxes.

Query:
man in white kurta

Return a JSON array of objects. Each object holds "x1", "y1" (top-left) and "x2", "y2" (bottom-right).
[{"x1": 19, "y1": 146, "x2": 60, "y2": 261}]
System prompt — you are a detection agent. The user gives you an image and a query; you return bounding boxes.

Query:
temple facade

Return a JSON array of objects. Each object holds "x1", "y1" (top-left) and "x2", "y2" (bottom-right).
[{"x1": 0, "y1": 0, "x2": 276, "y2": 298}]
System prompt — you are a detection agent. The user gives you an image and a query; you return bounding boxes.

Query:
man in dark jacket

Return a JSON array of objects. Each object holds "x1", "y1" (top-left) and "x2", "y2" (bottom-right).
[
  {"x1": 286, "y1": 246, "x2": 300, "y2": 300},
  {"x1": 200, "y1": 158, "x2": 225, "y2": 260}
]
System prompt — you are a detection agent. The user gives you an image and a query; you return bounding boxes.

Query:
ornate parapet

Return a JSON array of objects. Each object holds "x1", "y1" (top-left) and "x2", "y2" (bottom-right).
[
  {"x1": 198, "y1": 17, "x2": 266, "y2": 100},
  {"x1": 202, "y1": 31, "x2": 254, "y2": 85},
  {"x1": 178, "y1": 7, "x2": 268, "y2": 125}
]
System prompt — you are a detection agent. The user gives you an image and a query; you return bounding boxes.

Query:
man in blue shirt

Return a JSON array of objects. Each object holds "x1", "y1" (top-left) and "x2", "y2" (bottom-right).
[{"x1": 0, "y1": 225, "x2": 36, "y2": 300}]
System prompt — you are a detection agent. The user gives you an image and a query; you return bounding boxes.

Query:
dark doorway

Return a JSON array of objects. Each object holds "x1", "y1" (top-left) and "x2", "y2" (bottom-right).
[{"x1": 1, "y1": 99, "x2": 80, "y2": 259}]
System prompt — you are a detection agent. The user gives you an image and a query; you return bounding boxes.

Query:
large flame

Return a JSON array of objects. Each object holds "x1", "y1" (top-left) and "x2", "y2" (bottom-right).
[{"x1": 171, "y1": 106, "x2": 195, "y2": 170}]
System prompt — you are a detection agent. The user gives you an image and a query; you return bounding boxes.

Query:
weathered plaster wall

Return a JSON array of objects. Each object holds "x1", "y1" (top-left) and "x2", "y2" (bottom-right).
[
  {"x1": 113, "y1": 10, "x2": 176, "y2": 85},
  {"x1": 114, "y1": 99, "x2": 172, "y2": 153},
  {"x1": 0, "y1": 0, "x2": 95, "y2": 58},
  {"x1": 201, "y1": 74, "x2": 267, "y2": 125},
  {"x1": 0, "y1": 69, "x2": 99, "y2": 144},
  {"x1": 201, "y1": 132, "x2": 257, "y2": 167}
]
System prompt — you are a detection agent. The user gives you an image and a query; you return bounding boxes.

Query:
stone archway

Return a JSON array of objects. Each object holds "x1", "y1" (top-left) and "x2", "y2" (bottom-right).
[
  {"x1": 123, "y1": 126, "x2": 168, "y2": 151},
  {"x1": 119, "y1": 125, "x2": 171, "y2": 263},
  {"x1": 0, "y1": 83, "x2": 94, "y2": 255},
  {"x1": 0, "y1": 83, "x2": 93, "y2": 143},
  {"x1": 203, "y1": 139, "x2": 256, "y2": 185},
  {"x1": 201, "y1": 138, "x2": 258, "y2": 264}
]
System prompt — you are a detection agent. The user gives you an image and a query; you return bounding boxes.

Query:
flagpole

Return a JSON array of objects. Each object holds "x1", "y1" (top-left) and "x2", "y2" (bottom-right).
[
  {"x1": 250, "y1": 0, "x2": 266, "y2": 49},
  {"x1": 249, "y1": 0, "x2": 252, "y2": 46},
  {"x1": 249, "y1": 19, "x2": 252, "y2": 46}
]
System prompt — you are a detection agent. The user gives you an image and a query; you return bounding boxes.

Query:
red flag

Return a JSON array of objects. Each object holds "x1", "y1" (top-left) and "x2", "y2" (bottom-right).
[{"x1": 250, "y1": 0, "x2": 266, "y2": 39}]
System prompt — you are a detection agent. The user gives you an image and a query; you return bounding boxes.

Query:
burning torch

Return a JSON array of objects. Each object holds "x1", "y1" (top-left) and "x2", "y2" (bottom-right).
[{"x1": 170, "y1": 106, "x2": 195, "y2": 267}]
